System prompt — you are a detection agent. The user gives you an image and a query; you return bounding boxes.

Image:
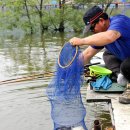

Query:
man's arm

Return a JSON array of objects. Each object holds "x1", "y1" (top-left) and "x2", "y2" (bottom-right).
[
  {"x1": 82, "y1": 46, "x2": 102, "y2": 65},
  {"x1": 70, "y1": 30, "x2": 121, "y2": 46}
]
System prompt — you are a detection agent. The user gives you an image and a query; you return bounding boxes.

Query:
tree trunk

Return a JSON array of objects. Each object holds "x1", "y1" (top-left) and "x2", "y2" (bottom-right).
[
  {"x1": 104, "y1": 0, "x2": 113, "y2": 12},
  {"x1": 24, "y1": 0, "x2": 33, "y2": 34},
  {"x1": 58, "y1": 0, "x2": 65, "y2": 32},
  {"x1": 35, "y1": 0, "x2": 47, "y2": 34},
  {"x1": 39, "y1": 0, "x2": 45, "y2": 34}
]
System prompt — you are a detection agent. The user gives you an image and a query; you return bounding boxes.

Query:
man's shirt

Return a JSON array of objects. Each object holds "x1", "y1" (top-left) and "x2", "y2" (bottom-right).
[{"x1": 92, "y1": 15, "x2": 130, "y2": 61}]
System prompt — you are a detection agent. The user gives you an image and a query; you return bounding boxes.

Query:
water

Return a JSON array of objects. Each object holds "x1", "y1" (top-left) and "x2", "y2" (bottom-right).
[
  {"x1": 0, "y1": 80, "x2": 53, "y2": 130},
  {"x1": 0, "y1": 32, "x2": 61, "y2": 130},
  {"x1": 0, "y1": 32, "x2": 113, "y2": 130}
]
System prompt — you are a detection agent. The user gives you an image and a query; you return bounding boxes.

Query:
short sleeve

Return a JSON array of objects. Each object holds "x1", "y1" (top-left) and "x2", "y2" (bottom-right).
[
  {"x1": 91, "y1": 45, "x2": 104, "y2": 49},
  {"x1": 108, "y1": 15, "x2": 130, "y2": 38}
]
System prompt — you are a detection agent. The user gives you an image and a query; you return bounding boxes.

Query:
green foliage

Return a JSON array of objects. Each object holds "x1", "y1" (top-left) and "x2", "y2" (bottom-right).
[
  {"x1": 66, "y1": 8, "x2": 84, "y2": 32},
  {"x1": 0, "y1": 0, "x2": 115, "y2": 34},
  {"x1": 40, "y1": 11, "x2": 50, "y2": 28},
  {"x1": 75, "y1": 0, "x2": 91, "y2": 4},
  {"x1": 49, "y1": 8, "x2": 62, "y2": 28}
]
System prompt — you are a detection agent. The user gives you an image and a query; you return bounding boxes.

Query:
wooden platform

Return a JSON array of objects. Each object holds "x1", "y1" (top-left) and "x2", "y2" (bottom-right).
[{"x1": 86, "y1": 85, "x2": 130, "y2": 130}]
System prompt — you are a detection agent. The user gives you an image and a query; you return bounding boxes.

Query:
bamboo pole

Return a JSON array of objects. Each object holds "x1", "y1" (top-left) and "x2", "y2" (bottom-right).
[{"x1": 0, "y1": 72, "x2": 54, "y2": 85}]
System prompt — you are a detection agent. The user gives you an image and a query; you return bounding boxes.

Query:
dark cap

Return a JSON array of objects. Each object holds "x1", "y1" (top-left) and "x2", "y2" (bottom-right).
[{"x1": 83, "y1": 6, "x2": 104, "y2": 33}]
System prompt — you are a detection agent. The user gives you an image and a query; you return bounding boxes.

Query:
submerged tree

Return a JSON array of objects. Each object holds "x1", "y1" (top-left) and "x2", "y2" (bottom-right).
[
  {"x1": 58, "y1": 0, "x2": 65, "y2": 32},
  {"x1": 24, "y1": 0, "x2": 33, "y2": 34},
  {"x1": 0, "y1": 0, "x2": 115, "y2": 34},
  {"x1": 34, "y1": 0, "x2": 49, "y2": 34}
]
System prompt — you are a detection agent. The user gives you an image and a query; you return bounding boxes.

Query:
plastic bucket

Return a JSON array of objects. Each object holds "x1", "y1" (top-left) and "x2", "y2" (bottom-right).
[{"x1": 89, "y1": 65, "x2": 112, "y2": 78}]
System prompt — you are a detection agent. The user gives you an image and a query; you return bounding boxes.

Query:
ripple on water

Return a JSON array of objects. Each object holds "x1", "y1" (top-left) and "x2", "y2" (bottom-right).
[{"x1": 0, "y1": 79, "x2": 53, "y2": 130}]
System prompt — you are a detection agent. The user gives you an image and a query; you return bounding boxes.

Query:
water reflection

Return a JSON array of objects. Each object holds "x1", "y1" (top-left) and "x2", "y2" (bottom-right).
[{"x1": 0, "y1": 32, "x2": 68, "y2": 81}]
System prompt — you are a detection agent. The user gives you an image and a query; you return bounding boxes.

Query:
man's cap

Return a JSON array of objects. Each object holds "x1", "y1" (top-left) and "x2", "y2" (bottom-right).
[{"x1": 83, "y1": 6, "x2": 104, "y2": 33}]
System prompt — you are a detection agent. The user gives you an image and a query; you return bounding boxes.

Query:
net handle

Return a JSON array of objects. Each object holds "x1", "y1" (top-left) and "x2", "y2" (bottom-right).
[{"x1": 58, "y1": 44, "x2": 78, "y2": 68}]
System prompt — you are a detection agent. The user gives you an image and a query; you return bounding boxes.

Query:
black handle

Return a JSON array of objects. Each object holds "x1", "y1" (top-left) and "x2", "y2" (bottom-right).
[{"x1": 84, "y1": 62, "x2": 100, "y2": 68}]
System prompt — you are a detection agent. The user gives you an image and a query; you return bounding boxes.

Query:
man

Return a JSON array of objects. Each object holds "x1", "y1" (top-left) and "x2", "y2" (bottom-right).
[{"x1": 69, "y1": 6, "x2": 130, "y2": 104}]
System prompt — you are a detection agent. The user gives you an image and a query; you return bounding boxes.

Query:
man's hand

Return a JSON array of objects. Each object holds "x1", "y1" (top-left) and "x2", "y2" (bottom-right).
[{"x1": 69, "y1": 37, "x2": 83, "y2": 46}]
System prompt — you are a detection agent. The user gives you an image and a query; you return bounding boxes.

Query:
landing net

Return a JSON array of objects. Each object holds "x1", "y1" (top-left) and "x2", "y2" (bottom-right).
[{"x1": 46, "y1": 42, "x2": 87, "y2": 130}]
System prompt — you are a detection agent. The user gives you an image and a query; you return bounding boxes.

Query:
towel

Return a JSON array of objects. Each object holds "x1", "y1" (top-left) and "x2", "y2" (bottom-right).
[{"x1": 90, "y1": 76, "x2": 112, "y2": 90}]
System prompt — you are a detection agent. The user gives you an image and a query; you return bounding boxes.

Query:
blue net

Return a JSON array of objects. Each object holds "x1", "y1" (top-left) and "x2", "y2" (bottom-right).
[{"x1": 46, "y1": 42, "x2": 87, "y2": 130}]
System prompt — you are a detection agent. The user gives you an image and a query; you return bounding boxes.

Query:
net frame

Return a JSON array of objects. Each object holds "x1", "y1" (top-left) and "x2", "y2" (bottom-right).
[{"x1": 58, "y1": 43, "x2": 78, "y2": 68}]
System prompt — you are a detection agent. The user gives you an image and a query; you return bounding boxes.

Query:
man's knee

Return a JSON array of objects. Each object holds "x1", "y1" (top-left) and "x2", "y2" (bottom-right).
[{"x1": 103, "y1": 50, "x2": 122, "y2": 82}]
